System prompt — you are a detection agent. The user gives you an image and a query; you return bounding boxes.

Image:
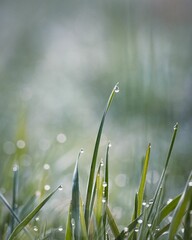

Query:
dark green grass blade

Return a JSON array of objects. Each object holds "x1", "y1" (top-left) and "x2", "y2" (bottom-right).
[
  {"x1": 137, "y1": 144, "x2": 151, "y2": 217},
  {"x1": 168, "y1": 171, "x2": 192, "y2": 240},
  {"x1": 147, "y1": 123, "x2": 178, "y2": 222},
  {"x1": 71, "y1": 151, "x2": 81, "y2": 240},
  {"x1": 154, "y1": 223, "x2": 170, "y2": 239},
  {"x1": 85, "y1": 83, "x2": 119, "y2": 228},
  {"x1": 106, "y1": 205, "x2": 120, "y2": 238},
  {"x1": 157, "y1": 194, "x2": 181, "y2": 225},
  {"x1": 8, "y1": 186, "x2": 60, "y2": 240}
]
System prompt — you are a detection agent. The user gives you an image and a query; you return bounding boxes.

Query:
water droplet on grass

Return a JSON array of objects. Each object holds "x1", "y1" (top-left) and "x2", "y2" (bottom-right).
[
  {"x1": 71, "y1": 218, "x2": 75, "y2": 228},
  {"x1": 134, "y1": 228, "x2": 139, "y2": 232},
  {"x1": 103, "y1": 182, "x2": 107, "y2": 188},
  {"x1": 137, "y1": 219, "x2": 143, "y2": 224},
  {"x1": 80, "y1": 148, "x2": 84, "y2": 154},
  {"x1": 102, "y1": 197, "x2": 106, "y2": 203},
  {"x1": 100, "y1": 159, "x2": 104, "y2": 167},
  {"x1": 147, "y1": 223, "x2": 152, "y2": 228},
  {"x1": 58, "y1": 185, "x2": 63, "y2": 191},
  {"x1": 142, "y1": 201, "x2": 146, "y2": 206},
  {"x1": 13, "y1": 164, "x2": 19, "y2": 172},
  {"x1": 167, "y1": 198, "x2": 173, "y2": 204},
  {"x1": 108, "y1": 142, "x2": 112, "y2": 148},
  {"x1": 188, "y1": 181, "x2": 192, "y2": 187},
  {"x1": 58, "y1": 227, "x2": 63, "y2": 231},
  {"x1": 114, "y1": 85, "x2": 120, "y2": 93},
  {"x1": 124, "y1": 227, "x2": 128, "y2": 233},
  {"x1": 34, "y1": 226, "x2": 38, "y2": 232}
]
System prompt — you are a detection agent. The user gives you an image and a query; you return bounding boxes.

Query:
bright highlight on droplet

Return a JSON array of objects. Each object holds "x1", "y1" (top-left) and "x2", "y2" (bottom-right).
[
  {"x1": 71, "y1": 218, "x2": 75, "y2": 228},
  {"x1": 108, "y1": 142, "x2": 112, "y2": 148},
  {"x1": 35, "y1": 217, "x2": 40, "y2": 221},
  {"x1": 44, "y1": 185, "x2": 51, "y2": 191},
  {"x1": 58, "y1": 227, "x2": 63, "y2": 231},
  {"x1": 167, "y1": 198, "x2": 173, "y2": 204},
  {"x1": 188, "y1": 181, "x2": 192, "y2": 187},
  {"x1": 13, "y1": 164, "x2": 19, "y2": 172},
  {"x1": 138, "y1": 219, "x2": 143, "y2": 224},
  {"x1": 56, "y1": 133, "x2": 67, "y2": 143},
  {"x1": 103, "y1": 182, "x2": 107, "y2": 188},
  {"x1": 35, "y1": 191, "x2": 41, "y2": 197},
  {"x1": 134, "y1": 228, "x2": 139, "y2": 232},
  {"x1": 58, "y1": 185, "x2": 63, "y2": 191},
  {"x1": 16, "y1": 140, "x2": 26, "y2": 149},
  {"x1": 124, "y1": 227, "x2": 128, "y2": 233},
  {"x1": 114, "y1": 84, "x2": 120, "y2": 93},
  {"x1": 43, "y1": 163, "x2": 50, "y2": 170},
  {"x1": 147, "y1": 223, "x2": 152, "y2": 228},
  {"x1": 80, "y1": 148, "x2": 84, "y2": 153},
  {"x1": 33, "y1": 226, "x2": 38, "y2": 232}
]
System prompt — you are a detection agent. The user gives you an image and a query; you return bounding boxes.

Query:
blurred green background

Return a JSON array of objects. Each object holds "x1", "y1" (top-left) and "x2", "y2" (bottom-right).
[{"x1": 0, "y1": 0, "x2": 192, "y2": 227}]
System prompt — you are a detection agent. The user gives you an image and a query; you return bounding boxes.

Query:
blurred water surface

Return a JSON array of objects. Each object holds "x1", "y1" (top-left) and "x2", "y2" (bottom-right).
[{"x1": 0, "y1": 0, "x2": 192, "y2": 224}]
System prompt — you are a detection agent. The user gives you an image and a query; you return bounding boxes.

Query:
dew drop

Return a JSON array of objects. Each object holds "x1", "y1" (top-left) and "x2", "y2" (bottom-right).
[
  {"x1": 134, "y1": 228, "x2": 139, "y2": 232},
  {"x1": 149, "y1": 200, "x2": 153, "y2": 205},
  {"x1": 114, "y1": 85, "x2": 120, "y2": 93},
  {"x1": 43, "y1": 163, "x2": 50, "y2": 170},
  {"x1": 44, "y1": 185, "x2": 51, "y2": 191},
  {"x1": 137, "y1": 219, "x2": 143, "y2": 224},
  {"x1": 124, "y1": 227, "x2": 128, "y2": 233},
  {"x1": 100, "y1": 159, "x2": 104, "y2": 167},
  {"x1": 80, "y1": 148, "x2": 84, "y2": 154},
  {"x1": 173, "y1": 123, "x2": 178, "y2": 130},
  {"x1": 103, "y1": 182, "x2": 107, "y2": 188},
  {"x1": 35, "y1": 217, "x2": 39, "y2": 221},
  {"x1": 142, "y1": 201, "x2": 147, "y2": 206},
  {"x1": 188, "y1": 181, "x2": 192, "y2": 187},
  {"x1": 181, "y1": 228, "x2": 184, "y2": 233},
  {"x1": 13, "y1": 164, "x2": 19, "y2": 172},
  {"x1": 58, "y1": 226, "x2": 63, "y2": 232},
  {"x1": 33, "y1": 226, "x2": 38, "y2": 232},
  {"x1": 56, "y1": 133, "x2": 67, "y2": 143},
  {"x1": 167, "y1": 198, "x2": 173, "y2": 204},
  {"x1": 108, "y1": 142, "x2": 112, "y2": 148},
  {"x1": 71, "y1": 218, "x2": 75, "y2": 228},
  {"x1": 16, "y1": 140, "x2": 26, "y2": 149},
  {"x1": 147, "y1": 223, "x2": 152, "y2": 228},
  {"x1": 146, "y1": 204, "x2": 150, "y2": 208},
  {"x1": 35, "y1": 191, "x2": 41, "y2": 197},
  {"x1": 102, "y1": 197, "x2": 106, "y2": 203},
  {"x1": 58, "y1": 185, "x2": 63, "y2": 191}
]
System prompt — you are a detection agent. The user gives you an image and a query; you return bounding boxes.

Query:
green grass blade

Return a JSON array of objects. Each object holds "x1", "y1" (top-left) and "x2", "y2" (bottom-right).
[
  {"x1": 137, "y1": 144, "x2": 151, "y2": 217},
  {"x1": 106, "y1": 205, "x2": 120, "y2": 238},
  {"x1": 184, "y1": 198, "x2": 192, "y2": 240},
  {"x1": 157, "y1": 194, "x2": 181, "y2": 225},
  {"x1": 8, "y1": 185, "x2": 60, "y2": 240},
  {"x1": 147, "y1": 123, "x2": 178, "y2": 221},
  {"x1": 85, "y1": 83, "x2": 119, "y2": 228},
  {"x1": 79, "y1": 197, "x2": 88, "y2": 240},
  {"x1": 65, "y1": 201, "x2": 72, "y2": 240},
  {"x1": 168, "y1": 171, "x2": 192, "y2": 240},
  {"x1": 154, "y1": 223, "x2": 170, "y2": 239},
  {"x1": 71, "y1": 151, "x2": 81, "y2": 240}
]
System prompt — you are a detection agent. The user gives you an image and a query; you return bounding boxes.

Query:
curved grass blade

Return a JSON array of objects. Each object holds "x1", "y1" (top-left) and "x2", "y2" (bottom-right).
[
  {"x1": 147, "y1": 123, "x2": 178, "y2": 222},
  {"x1": 154, "y1": 223, "x2": 170, "y2": 239},
  {"x1": 79, "y1": 197, "x2": 88, "y2": 240},
  {"x1": 168, "y1": 171, "x2": 192, "y2": 240},
  {"x1": 8, "y1": 185, "x2": 60, "y2": 240},
  {"x1": 85, "y1": 83, "x2": 119, "y2": 228}
]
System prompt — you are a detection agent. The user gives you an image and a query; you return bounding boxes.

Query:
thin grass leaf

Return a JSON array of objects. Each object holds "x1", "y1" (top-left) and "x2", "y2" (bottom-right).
[
  {"x1": 71, "y1": 151, "x2": 81, "y2": 240},
  {"x1": 8, "y1": 185, "x2": 60, "y2": 240},
  {"x1": 106, "y1": 205, "x2": 120, "y2": 238},
  {"x1": 132, "y1": 192, "x2": 138, "y2": 221},
  {"x1": 184, "y1": 198, "x2": 192, "y2": 240},
  {"x1": 147, "y1": 123, "x2": 178, "y2": 222},
  {"x1": 154, "y1": 223, "x2": 170, "y2": 239},
  {"x1": 168, "y1": 171, "x2": 192, "y2": 240},
  {"x1": 84, "y1": 83, "x2": 119, "y2": 228},
  {"x1": 137, "y1": 143, "x2": 151, "y2": 217}
]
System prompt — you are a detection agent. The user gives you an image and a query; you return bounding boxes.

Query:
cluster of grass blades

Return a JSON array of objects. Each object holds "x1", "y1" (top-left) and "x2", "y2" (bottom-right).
[{"x1": 0, "y1": 83, "x2": 192, "y2": 239}]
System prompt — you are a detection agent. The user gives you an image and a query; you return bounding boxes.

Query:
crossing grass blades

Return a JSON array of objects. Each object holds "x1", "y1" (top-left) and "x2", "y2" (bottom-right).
[{"x1": 0, "y1": 83, "x2": 192, "y2": 239}]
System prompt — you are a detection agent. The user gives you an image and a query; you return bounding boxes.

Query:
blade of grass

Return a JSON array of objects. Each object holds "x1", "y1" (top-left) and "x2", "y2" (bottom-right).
[
  {"x1": 106, "y1": 205, "x2": 120, "y2": 238},
  {"x1": 147, "y1": 123, "x2": 178, "y2": 222},
  {"x1": 79, "y1": 197, "x2": 88, "y2": 240},
  {"x1": 71, "y1": 151, "x2": 82, "y2": 240},
  {"x1": 183, "y1": 197, "x2": 192, "y2": 240},
  {"x1": 137, "y1": 144, "x2": 151, "y2": 217},
  {"x1": 8, "y1": 185, "x2": 60, "y2": 240},
  {"x1": 168, "y1": 171, "x2": 192, "y2": 240},
  {"x1": 65, "y1": 201, "x2": 72, "y2": 240},
  {"x1": 84, "y1": 83, "x2": 119, "y2": 228}
]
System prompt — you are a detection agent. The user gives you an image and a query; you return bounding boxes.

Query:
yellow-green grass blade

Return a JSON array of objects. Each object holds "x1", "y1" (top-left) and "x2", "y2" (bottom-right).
[
  {"x1": 168, "y1": 171, "x2": 192, "y2": 240},
  {"x1": 65, "y1": 201, "x2": 72, "y2": 240},
  {"x1": 84, "y1": 83, "x2": 119, "y2": 228},
  {"x1": 147, "y1": 123, "x2": 178, "y2": 222},
  {"x1": 183, "y1": 198, "x2": 192, "y2": 240},
  {"x1": 106, "y1": 205, "x2": 120, "y2": 238},
  {"x1": 71, "y1": 152, "x2": 81, "y2": 240},
  {"x1": 137, "y1": 144, "x2": 151, "y2": 217},
  {"x1": 8, "y1": 186, "x2": 60, "y2": 240},
  {"x1": 79, "y1": 197, "x2": 88, "y2": 240}
]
